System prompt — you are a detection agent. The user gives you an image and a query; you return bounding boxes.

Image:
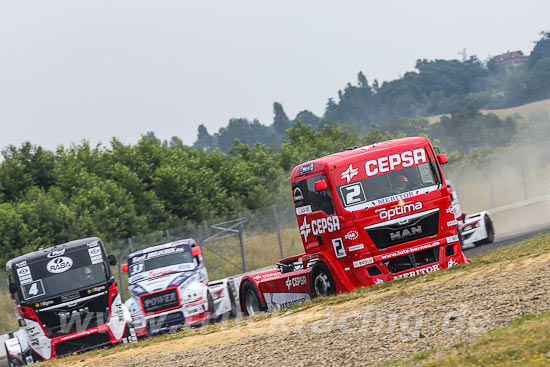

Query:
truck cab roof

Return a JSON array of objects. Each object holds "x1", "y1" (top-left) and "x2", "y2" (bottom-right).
[
  {"x1": 5, "y1": 237, "x2": 103, "y2": 272},
  {"x1": 291, "y1": 136, "x2": 432, "y2": 181},
  {"x1": 127, "y1": 238, "x2": 197, "y2": 259}
]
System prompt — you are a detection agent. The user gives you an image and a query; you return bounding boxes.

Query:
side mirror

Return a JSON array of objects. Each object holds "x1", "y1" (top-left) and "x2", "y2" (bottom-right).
[
  {"x1": 437, "y1": 154, "x2": 448, "y2": 165},
  {"x1": 107, "y1": 255, "x2": 117, "y2": 266},
  {"x1": 121, "y1": 263, "x2": 128, "y2": 273},
  {"x1": 8, "y1": 283, "x2": 17, "y2": 295},
  {"x1": 315, "y1": 179, "x2": 328, "y2": 191},
  {"x1": 192, "y1": 246, "x2": 202, "y2": 256}
]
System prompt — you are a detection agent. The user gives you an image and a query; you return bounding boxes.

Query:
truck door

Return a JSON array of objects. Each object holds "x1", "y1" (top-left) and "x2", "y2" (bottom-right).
[{"x1": 292, "y1": 174, "x2": 336, "y2": 252}]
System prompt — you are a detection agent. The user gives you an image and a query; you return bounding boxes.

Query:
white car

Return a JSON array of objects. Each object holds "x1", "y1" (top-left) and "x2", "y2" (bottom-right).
[
  {"x1": 447, "y1": 181, "x2": 495, "y2": 247},
  {"x1": 123, "y1": 239, "x2": 237, "y2": 336}
]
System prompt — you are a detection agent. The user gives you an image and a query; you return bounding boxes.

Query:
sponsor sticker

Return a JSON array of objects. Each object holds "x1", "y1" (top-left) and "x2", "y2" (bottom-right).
[
  {"x1": 376, "y1": 200, "x2": 422, "y2": 221},
  {"x1": 447, "y1": 220, "x2": 457, "y2": 227},
  {"x1": 295, "y1": 205, "x2": 312, "y2": 215},
  {"x1": 380, "y1": 241, "x2": 440, "y2": 260},
  {"x1": 345, "y1": 230, "x2": 359, "y2": 241},
  {"x1": 299, "y1": 216, "x2": 341, "y2": 241},
  {"x1": 47, "y1": 249, "x2": 66, "y2": 258},
  {"x1": 353, "y1": 257, "x2": 374, "y2": 268},
  {"x1": 46, "y1": 256, "x2": 73, "y2": 273},
  {"x1": 348, "y1": 244, "x2": 365, "y2": 252},
  {"x1": 446, "y1": 235, "x2": 459, "y2": 243},
  {"x1": 365, "y1": 148, "x2": 427, "y2": 177},
  {"x1": 285, "y1": 275, "x2": 307, "y2": 290},
  {"x1": 88, "y1": 247, "x2": 103, "y2": 265},
  {"x1": 394, "y1": 264, "x2": 440, "y2": 279},
  {"x1": 340, "y1": 164, "x2": 359, "y2": 183},
  {"x1": 299, "y1": 163, "x2": 314, "y2": 175},
  {"x1": 17, "y1": 266, "x2": 34, "y2": 285}
]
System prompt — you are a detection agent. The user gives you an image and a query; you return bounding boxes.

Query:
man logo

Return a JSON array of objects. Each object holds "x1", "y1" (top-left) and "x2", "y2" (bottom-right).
[{"x1": 390, "y1": 226, "x2": 423, "y2": 241}]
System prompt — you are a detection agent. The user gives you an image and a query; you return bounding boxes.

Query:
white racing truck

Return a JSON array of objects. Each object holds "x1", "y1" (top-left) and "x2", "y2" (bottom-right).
[
  {"x1": 122, "y1": 239, "x2": 238, "y2": 336},
  {"x1": 447, "y1": 181, "x2": 495, "y2": 247}
]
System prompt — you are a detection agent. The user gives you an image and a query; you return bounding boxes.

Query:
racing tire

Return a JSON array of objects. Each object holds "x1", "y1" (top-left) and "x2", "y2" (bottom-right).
[
  {"x1": 4, "y1": 344, "x2": 13, "y2": 367},
  {"x1": 476, "y1": 215, "x2": 495, "y2": 246},
  {"x1": 240, "y1": 281, "x2": 266, "y2": 316},
  {"x1": 227, "y1": 283, "x2": 238, "y2": 319},
  {"x1": 311, "y1": 262, "x2": 336, "y2": 298},
  {"x1": 207, "y1": 291, "x2": 214, "y2": 319},
  {"x1": 122, "y1": 324, "x2": 138, "y2": 344},
  {"x1": 457, "y1": 230, "x2": 465, "y2": 250}
]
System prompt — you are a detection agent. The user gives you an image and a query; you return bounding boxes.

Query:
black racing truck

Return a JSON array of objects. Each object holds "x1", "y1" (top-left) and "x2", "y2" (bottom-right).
[{"x1": 3, "y1": 238, "x2": 136, "y2": 365}]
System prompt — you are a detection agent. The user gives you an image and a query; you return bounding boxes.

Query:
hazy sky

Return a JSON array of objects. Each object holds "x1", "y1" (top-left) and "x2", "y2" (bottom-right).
[{"x1": 1, "y1": 1, "x2": 549, "y2": 151}]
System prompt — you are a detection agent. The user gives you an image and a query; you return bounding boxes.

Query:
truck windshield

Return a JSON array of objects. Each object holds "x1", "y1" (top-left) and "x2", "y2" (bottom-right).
[
  {"x1": 336, "y1": 161, "x2": 440, "y2": 211},
  {"x1": 128, "y1": 245, "x2": 194, "y2": 277},
  {"x1": 16, "y1": 248, "x2": 108, "y2": 302}
]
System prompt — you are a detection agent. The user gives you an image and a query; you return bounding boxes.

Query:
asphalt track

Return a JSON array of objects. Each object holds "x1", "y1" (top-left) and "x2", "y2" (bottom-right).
[{"x1": 1, "y1": 225, "x2": 548, "y2": 367}]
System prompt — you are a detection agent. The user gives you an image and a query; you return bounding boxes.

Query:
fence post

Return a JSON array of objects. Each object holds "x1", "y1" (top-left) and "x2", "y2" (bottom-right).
[
  {"x1": 488, "y1": 159, "x2": 496, "y2": 208},
  {"x1": 521, "y1": 166, "x2": 528, "y2": 200},
  {"x1": 203, "y1": 219, "x2": 210, "y2": 242},
  {"x1": 238, "y1": 213, "x2": 247, "y2": 273},
  {"x1": 118, "y1": 238, "x2": 133, "y2": 302},
  {"x1": 273, "y1": 204, "x2": 284, "y2": 259}
]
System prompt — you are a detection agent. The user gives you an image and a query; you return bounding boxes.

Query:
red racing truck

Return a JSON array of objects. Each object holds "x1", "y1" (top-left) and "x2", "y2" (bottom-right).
[{"x1": 239, "y1": 137, "x2": 469, "y2": 315}]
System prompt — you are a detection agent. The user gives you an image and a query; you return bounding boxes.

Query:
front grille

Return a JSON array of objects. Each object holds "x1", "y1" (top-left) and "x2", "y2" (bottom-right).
[
  {"x1": 38, "y1": 293, "x2": 109, "y2": 337},
  {"x1": 54, "y1": 331, "x2": 111, "y2": 356},
  {"x1": 140, "y1": 288, "x2": 180, "y2": 315},
  {"x1": 383, "y1": 248, "x2": 440, "y2": 274},
  {"x1": 147, "y1": 311, "x2": 185, "y2": 332},
  {"x1": 366, "y1": 209, "x2": 439, "y2": 250}
]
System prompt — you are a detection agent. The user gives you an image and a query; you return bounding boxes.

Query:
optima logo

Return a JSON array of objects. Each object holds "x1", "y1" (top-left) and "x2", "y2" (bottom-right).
[{"x1": 377, "y1": 200, "x2": 422, "y2": 221}]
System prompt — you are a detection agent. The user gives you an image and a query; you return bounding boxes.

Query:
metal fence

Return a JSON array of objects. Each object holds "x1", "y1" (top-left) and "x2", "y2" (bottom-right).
[{"x1": 105, "y1": 203, "x2": 303, "y2": 301}]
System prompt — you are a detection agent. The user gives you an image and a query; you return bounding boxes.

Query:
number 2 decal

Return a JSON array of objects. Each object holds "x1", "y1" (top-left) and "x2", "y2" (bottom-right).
[
  {"x1": 332, "y1": 238, "x2": 346, "y2": 258},
  {"x1": 339, "y1": 182, "x2": 367, "y2": 207}
]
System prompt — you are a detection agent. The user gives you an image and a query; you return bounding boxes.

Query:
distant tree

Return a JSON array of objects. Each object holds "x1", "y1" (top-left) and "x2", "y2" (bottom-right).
[
  {"x1": 527, "y1": 31, "x2": 550, "y2": 69},
  {"x1": 194, "y1": 124, "x2": 215, "y2": 150},
  {"x1": 294, "y1": 110, "x2": 321, "y2": 129},
  {"x1": 525, "y1": 58, "x2": 550, "y2": 100},
  {"x1": 273, "y1": 102, "x2": 291, "y2": 135}
]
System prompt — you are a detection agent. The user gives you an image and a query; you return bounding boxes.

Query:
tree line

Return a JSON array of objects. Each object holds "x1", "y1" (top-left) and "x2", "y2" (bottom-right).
[{"x1": 194, "y1": 31, "x2": 550, "y2": 153}]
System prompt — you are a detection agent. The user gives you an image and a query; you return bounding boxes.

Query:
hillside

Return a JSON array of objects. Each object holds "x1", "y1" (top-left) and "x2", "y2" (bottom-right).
[
  {"x1": 426, "y1": 98, "x2": 550, "y2": 123},
  {"x1": 49, "y1": 234, "x2": 550, "y2": 367}
]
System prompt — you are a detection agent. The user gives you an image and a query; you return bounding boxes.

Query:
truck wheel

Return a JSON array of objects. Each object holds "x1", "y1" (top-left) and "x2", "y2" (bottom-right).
[
  {"x1": 227, "y1": 283, "x2": 238, "y2": 318},
  {"x1": 122, "y1": 324, "x2": 137, "y2": 344},
  {"x1": 241, "y1": 281, "x2": 265, "y2": 316},
  {"x1": 311, "y1": 262, "x2": 336, "y2": 298},
  {"x1": 4, "y1": 341, "x2": 18, "y2": 367},
  {"x1": 207, "y1": 291, "x2": 214, "y2": 318},
  {"x1": 476, "y1": 215, "x2": 495, "y2": 245}
]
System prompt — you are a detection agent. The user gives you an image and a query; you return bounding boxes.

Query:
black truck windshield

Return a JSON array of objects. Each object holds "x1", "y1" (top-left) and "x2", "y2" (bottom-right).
[
  {"x1": 128, "y1": 246, "x2": 194, "y2": 277},
  {"x1": 17, "y1": 248, "x2": 108, "y2": 301},
  {"x1": 336, "y1": 161, "x2": 440, "y2": 211}
]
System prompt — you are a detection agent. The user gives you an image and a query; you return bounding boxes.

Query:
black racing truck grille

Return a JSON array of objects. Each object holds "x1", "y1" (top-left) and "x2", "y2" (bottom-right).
[
  {"x1": 140, "y1": 288, "x2": 180, "y2": 315},
  {"x1": 384, "y1": 248, "x2": 440, "y2": 274},
  {"x1": 54, "y1": 331, "x2": 111, "y2": 356},
  {"x1": 365, "y1": 208, "x2": 439, "y2": 250}
]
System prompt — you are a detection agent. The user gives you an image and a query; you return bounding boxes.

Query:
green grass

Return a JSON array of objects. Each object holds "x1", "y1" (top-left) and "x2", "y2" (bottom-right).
[
  {"x1": 386, "y1": 310, "x2": 550, "y2": 367},
  {"x1": 0, "y1": 291, "x2": 16, "y2": 334}
]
